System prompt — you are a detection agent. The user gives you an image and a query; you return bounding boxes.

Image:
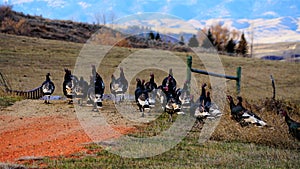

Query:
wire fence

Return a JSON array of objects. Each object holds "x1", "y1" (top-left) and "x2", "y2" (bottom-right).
[{"x1": 0, "y1": 72, "x2": 43, "y2": 99}]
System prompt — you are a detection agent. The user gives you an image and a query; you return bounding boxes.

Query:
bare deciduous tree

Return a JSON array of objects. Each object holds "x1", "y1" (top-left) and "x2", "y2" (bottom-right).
[{"x1": 94, "y1": 12, "x2": 106, "y2": 25}]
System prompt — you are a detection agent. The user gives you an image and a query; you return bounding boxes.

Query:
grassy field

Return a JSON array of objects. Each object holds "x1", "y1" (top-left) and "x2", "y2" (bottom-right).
[
  {"x1": 0, "y1": 33, "x2": 299, "y2": 102},
  {"x1": 0, "y1": 33, "x2": 300, "y2": 168}
]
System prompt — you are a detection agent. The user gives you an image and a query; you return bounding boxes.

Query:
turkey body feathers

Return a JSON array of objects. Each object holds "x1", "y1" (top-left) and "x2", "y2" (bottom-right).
[
  {"x1": 42, "y1": 81, "x2": 55, "y2": 95},
  {"x1": 111, "y1": 68, "x2": 128, "y2": 93},
  {"x1": 134, "y1": 78, "x2": 150, "y2": 113},
  {"x1": 87, "y1": 69, "x2": 105, "y2": 109},
  {"x1": 42, "y1": 73, "x2": 55, "y2": 104},
  {"x1": 63, "y1": 69, "x2": 78, "y2": 99},
  {"x1": 227, "y1": 95, "x2": 267, "y2": 127},
  {"x1": 110, "y1": 75, "x2": 128, "y2": 94},
  {"x1": 74, "y1": 77, "x2": 88, "y2": 98}
]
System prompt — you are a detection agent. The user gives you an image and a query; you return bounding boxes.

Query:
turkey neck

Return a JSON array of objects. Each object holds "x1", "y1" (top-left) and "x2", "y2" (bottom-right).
[
  {"x1": 46, "y1": 76, "x2": 51, "y2": 82},
  {"x1": 228, "y1": 99, "x2": 235, "y2": 110},
  {"x1": 284, "y1": 114, "x2": 293, "y2": 126},
  {"x1": 150, "y1": 76, "x2": 155, "y2": 83},
  {"x1": 120, "y1": 71, "x2": 125, "y2": 79}
]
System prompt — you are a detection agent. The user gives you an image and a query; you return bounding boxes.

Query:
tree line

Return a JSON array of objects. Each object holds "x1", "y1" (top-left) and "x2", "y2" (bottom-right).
[
  {"x1": 189, "y1": 23, "x2": 249, "y2": 57},
  {"x1": 143, "y1": 23, "x2": 249, "y2": 57}
]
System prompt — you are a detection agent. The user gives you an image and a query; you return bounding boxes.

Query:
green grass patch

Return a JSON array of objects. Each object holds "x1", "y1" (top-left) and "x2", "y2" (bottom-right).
[
  {"x1": 42, "y1": 133, "x2": 300, "y2": 168},
  {"x1": 0, "y1": 95, "x2": 23, "y2": 108},
  {"x1": 39, "y1": 110, "x2": 300, "y2": 168}
]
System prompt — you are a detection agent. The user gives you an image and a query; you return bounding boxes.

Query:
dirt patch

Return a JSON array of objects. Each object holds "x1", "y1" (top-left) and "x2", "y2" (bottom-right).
[{"x1": 0, "y1": 99, "x2": 137, "y2": 163}]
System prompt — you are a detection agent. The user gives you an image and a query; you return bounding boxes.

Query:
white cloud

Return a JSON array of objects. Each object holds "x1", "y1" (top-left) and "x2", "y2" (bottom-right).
[
  {"x1": 11, "y1": 0, "x2": 34, "y2": 4},
  {"x1": 160, "y1": 5, "x2": 170, "y2": 13},
  {"x1": 10, "y1": 0, "x2": 67, "y2": 7},
  {"x1": 78, "y1": 1, "x2": 91, "y2": 9},
  {"x1": 289, "y1": 5, "x2": 297, "y2": 10},
  {"x1": 205, "y1": 4, "x2": 231, "y2": 18},
  {"x1": 262, "y1": 11, "x2": 278, "y2": 17},
  {"x1": 12, "y1": 0, "x2": 66, "y2": 7},
  {"x1": 42, "y1": 0, "x2": 66, "y2": 8},
  {"x1": 130, "y1": 2, "x2": 143, "y2": 14},
  {"x1": 166, "y1": 0, "x2": 197, "y2": 5}
]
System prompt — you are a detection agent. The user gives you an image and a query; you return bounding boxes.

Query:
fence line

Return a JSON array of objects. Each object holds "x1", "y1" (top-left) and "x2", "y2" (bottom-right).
[
  {"x1": 7, "y1": 86, "x2": 43, "y2": 99},
  {"x1": 0, "y1": 72, "x2": 43, "y2": 99},
  {"x1": 186, "y1": 56, "x2": 241, "y2": 95}
]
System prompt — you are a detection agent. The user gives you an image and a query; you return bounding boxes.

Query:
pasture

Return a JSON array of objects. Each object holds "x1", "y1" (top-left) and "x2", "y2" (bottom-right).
[{"x1": 0, "y1": 33, "x2": 299, "y2": 168}]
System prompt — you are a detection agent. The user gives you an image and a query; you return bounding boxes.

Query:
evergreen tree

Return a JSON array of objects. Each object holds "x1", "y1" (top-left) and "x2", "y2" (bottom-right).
[
  {"x1": 155, "y1": 32, "x2": 161, "y2": 41},
  {"x1": 202, "y1": 29, "x2": 214, "y2": 48},
  {"x1": 148, "y1": 31, "x2": 155, "y2": 40},
  {"x1": 236, "y1": 33, "x2": 248, "y2": 57},
  {"x1": 179, "y1": 35, "x2": 185, "y2": 45},
  {"x1": 188, "y1": 34, "x2": 199, "y2": 47},
  {"x1": 225, "y1": 38, "x2": 236, "y2": 55}
]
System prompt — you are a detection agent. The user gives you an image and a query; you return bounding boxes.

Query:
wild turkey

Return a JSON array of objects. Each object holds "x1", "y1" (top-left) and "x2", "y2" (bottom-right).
[
  {"x1": 161, "y1": 70, "x2": 179, "y2": 105},
  {"x1": 227, "y1": 95, "x2": 244, "y2": 121},
  {"x1": 194, "y1": 106, "x2": 210, "y2": 126},
  {"x1": 196, "y1": 83, "x2": 211, "y2": 112},
  {"x1": 41, "y1": 73, "x2": 55, "y2": 104},
  {"x1": 63, "y1": 69, "x2": 78, "y2": 104},
  {"x1": 74, "y1": 76, "x2": 88, "y2": 105},
  {"x1": 192, "y1": 83, "x2": 210, "y2": 121},
  {"x1": 178, "y1": 81, "x2": 191, "y2": 108},
  {"x1": 193, "y1": 90, "x2": 221, "y2": 127},
  {"x1": 87, "y1": 65, "x2": 105, "y2": 110},
  {"x1": 156, "y1": 86, "x2": 167, "y2": 111},
  {"x1": 144, "y1": 73, "x2": 158, "y2": 106},
  {"x1": 135, "y1": 78, "x2": 150, "y2": 117},
  {"x1": 110, "y1": 67, "x2": 128, "y2": 102},
  {"x1": 281, "y1": 111, "x2": 300, "y2": 141},
  {"x1": 227, "y1": 95, "x2": 267, "y2": 127},
  {"x1": 161, "y1": 69, "x2": 177, "y2": 100},
  {"x1": 165, "y1": 97, "x2": 181, "y2": 122},
  {"x1": 145, "y1": 73, "x2": 157, "y2": 92},
  {"x1": 204, "y1": 91, "x2": 212, "y2": 112},
  {"x1": 199, "y1": 83, "x2": 207, "y2": 105}
]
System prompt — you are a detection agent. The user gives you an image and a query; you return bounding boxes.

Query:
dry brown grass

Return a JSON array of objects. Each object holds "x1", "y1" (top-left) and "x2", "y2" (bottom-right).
[{"x1": 212, "y1": 98, "x2": 300, "y2": 149}]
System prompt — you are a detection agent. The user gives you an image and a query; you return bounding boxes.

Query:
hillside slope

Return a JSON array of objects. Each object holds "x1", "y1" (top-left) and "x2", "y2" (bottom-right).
[{"x1": 0, "y1": 5, "x2": 103, "y2": 43}]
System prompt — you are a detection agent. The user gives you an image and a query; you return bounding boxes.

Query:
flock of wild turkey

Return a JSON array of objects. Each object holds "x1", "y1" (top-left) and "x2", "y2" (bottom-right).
[{"x1": 40, "y1": 66, "x2": 300, "y2": 141}]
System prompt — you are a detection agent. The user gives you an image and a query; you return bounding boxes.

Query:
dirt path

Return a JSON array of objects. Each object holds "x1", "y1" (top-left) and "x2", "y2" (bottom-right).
[{"x1": 0, "y1": 99, "x2": 137, "y2": 163}]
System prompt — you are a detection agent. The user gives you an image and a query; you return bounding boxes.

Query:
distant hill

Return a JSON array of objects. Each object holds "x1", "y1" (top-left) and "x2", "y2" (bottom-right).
[
  {"x1": 0, "y1": 5, "x2": 191, "y2": 52},
  {"x1": 0, "y1": 5, "x2": 103, "y2": 43}
]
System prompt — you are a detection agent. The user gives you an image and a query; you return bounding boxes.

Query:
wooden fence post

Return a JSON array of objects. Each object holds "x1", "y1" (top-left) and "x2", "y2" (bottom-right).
[
  {"x1": 187, "y1": 56, "x2": 242, "y2": 95},
  {"x1": 236, "y1": 67, "x2": 241, "y2": 95}
]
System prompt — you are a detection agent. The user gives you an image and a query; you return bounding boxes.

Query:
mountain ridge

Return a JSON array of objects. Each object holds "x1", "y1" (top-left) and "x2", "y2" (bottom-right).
[{"x1": 1, "y1": 5, "x2": 299, "y2": 46}]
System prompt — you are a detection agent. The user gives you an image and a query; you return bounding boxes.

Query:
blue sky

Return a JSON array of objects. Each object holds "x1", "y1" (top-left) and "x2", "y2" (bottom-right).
[{"x1": 3, "y1": 0, "x2": 300, "y2": 23}]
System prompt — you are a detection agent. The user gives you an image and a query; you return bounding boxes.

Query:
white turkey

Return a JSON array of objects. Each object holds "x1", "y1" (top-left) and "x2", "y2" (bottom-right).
[
  {"x1": 41, "y1": 73, "x2": 55, "y2": 104},
  {"x1": 110, "y1": 67, "x2": 128, "y2": 103}
]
